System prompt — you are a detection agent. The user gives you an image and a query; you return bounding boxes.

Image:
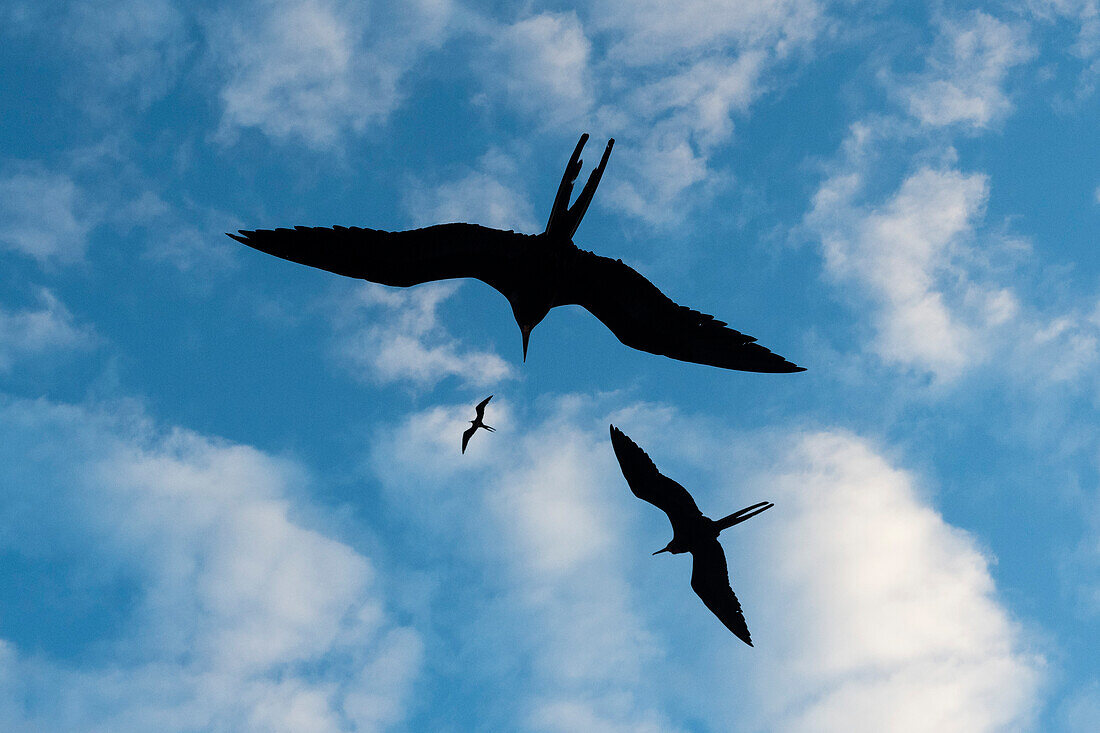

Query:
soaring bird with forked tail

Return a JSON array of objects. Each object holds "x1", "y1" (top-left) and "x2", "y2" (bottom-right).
[
  {"x1": 610, "y1": 425, "x2": 772, "y2": 646},
  {"x1": 229, "y1": 134, "x2": 803, "y2": 373},
  {"x1": 461, "y1": 395, "x2": 495, "y2": 454}
]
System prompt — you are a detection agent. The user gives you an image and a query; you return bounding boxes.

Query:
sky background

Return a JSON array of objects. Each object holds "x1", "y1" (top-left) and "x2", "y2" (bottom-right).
[{"x1": 0, "y1": 0, "x2": 1098, "y2": 730}]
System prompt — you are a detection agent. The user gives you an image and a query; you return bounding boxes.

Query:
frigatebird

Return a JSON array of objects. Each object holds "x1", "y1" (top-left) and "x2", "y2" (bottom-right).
[
  {"x1": 461, "y1": 395, "x2": 495, "y2": 454},
  {"x1": 228, "y1": 134, "x2": 803, "y2": 373},
  {"x1": 609, "y1": 425, "x2": 772, "y2": 646}
]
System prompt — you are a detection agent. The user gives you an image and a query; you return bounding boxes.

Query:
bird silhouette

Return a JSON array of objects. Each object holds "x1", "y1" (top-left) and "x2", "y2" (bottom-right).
[
  {"x1": 609, "y1": 425, "x2": 772, "y2": 645},
  {"x1": 462, "y1": 395, "x2": 495, "y2": 454},
  {"x1": 228, "y1": 134, "x2": 803, "y2": 373}
]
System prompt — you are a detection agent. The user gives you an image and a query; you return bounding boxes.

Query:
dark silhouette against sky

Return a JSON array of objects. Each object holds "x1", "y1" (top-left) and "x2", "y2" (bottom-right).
[
  {"x1": 461, "y1": 395, "x2": 495, "y2": 454},
  {"x1": 610, "y1": 425, "x2": 773, "y2": 646},
  {"x1": 228, "y1": 134, "x2": 804, "y2": 373}
]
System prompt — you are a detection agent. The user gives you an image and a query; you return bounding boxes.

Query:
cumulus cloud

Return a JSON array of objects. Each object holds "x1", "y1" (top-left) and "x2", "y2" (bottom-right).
[
  {"x1": 0, "y1": 397, "x2": 421, "y2": 732},
  {"x1": 483, "y1": 12, "x2": 593, "y2": 127},
  {"x1": 404, "y1": 147, "x2": 540, "y2": 232},
  {"x1": 471, "y1": 0, "x2": 826, "y2": 225},
  {"x1": 368, "y1": 395, "x2": 1043, "y2": 731},
  {"x1": 370, "y1": 395, "x2": 676, "y2": 732},
  {"x1": 625, "y1": 52, "x2": 767, "y2": 147},
  {"x1": 334, "y1": 282, "x2": 515, "y2": 389},
  {"x1": 0, "y1": 289, "x2": 97, "y2": 371},
  {"x1": 901, "y1": 12, "x2": 1033, "y2": 129},
  {"x1": 806, "y1": 121, "x2": 1100, "y2": 386},
  {"x1": 808, "y1": 160, "x2": 1004, "y2": 379},
  {"x1": 592, "y1": 0, "x2": 822, "y2": 64},
  {"x1": 0, "y1": 165, "x2": 96, "y2": 263},
  {"x1": 744, "y1": 431, "x2": 1044, "y2": 731},
  {"x1": 209, "y1": 0, "x2": 451, "y2": 147},
  {"x1": 595, "y1": 51, "x2": 769, "y2": 222}
]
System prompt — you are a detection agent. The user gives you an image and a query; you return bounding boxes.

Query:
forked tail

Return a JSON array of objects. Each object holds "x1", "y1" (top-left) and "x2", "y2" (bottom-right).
[
  {"x1": 545, "y1": 134, "x2": 614, "y2": 241},
  {"x1": 714, "y1": 501, "x2": 774, "y2": 533}
]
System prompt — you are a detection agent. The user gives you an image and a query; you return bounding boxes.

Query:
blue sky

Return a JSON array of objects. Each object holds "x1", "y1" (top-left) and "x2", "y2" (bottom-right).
[{"x1": 0, "y1": 0, "x2": 1098, "y2": 730}]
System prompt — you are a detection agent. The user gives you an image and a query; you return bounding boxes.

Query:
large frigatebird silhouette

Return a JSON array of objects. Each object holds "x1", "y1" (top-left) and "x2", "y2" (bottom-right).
[
  {"x1": 461, "y1": 395, "x2": 495, "y2": 454},
  {"x1": 229, "y1": 134, "x2": 803, "y2": 373},
  {"x1": 609, "y1": 425, "x2": 772, "y2": 646}
]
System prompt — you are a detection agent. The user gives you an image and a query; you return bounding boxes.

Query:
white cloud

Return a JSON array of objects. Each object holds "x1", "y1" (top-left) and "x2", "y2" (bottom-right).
[
  {"x1": 3, "y1": 0, "x2": 189, "y2": 115},
  {"x1": 0, "y1": 397, "x2": 421, "y2": 732},
  {"x1": 808, "y1": 161, "x2": 1000, "y2": 379},
  {"x1": 744, "y1": 431, "x2": 1044, "y2": 731},
  {"x1": 209, "y1": 0, "x2": 451, "y2": 147},
  {"x1": 371, "y1": 395, "x2": 677, "y2": 732},
  {"x1": 592, "y1": 0, "x2": 823, "y2": 65},
  {"x1": 369, "y1": 395, "x2": 1043, "y2": 732},
  {"x1": 0, "y1": 165, "x2": 95, "y2": 263},
  {"x1": 0, "y1": 289, "x2": 97, "y2": 370},
  {"x1": 901, "y1": 12, "x2": 1033, "y2": 129},
  {"x1": 806, "y1": 121, "x2": 1100, "y2": 386},
  {"x1": 64, "y1": 0, "x2": 191, "y2": 111},
  {"x1": 472, "y1": 0, "x2": 826, "y2": 225},
  {"x1": 404, "y1": 148, "x2": 540, "y2": 232},
  {"x1": 484, "y1": 13, "x2": 593, "y2": 127},
  {"x1": 625, "y1": 52, "x2": 768, "y2": 146},
  {"x1": 599, "y1": 52, "x2": 769, "y2": 223},
  {"x1": 118, "y1": 191, "x2": 240, "y2": 275},
  {"x1": 334, "y1": 282, "x2": 515, "y2": 389},
  {"x1": 1027, "y1": 0, "x2": 1100, "y2": 60},
  {"x1": 601, "y1": 129, "x2": 712, "y2": 224}
]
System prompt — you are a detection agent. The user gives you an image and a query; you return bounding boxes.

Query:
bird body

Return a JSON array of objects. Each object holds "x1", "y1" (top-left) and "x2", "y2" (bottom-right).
[
  {"x1": 609, "y1": 425, "x2": 772, "y2": 645},
  {"x1": 229, "y1": 135, "x2": 804, "y2": 373},
  {"x1": 461, "y1": 395, "x2": 495, "y2": 453}
]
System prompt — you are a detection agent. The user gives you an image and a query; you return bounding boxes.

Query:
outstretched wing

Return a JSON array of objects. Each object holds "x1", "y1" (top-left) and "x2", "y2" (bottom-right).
[
  {"x1": 690, "y1": 538, "x2": 753, "y2": 646},
  {"x1": 229, "y1": 224, "x2": 531, "y2": 294},
  {"x1": 474, "y1": 395, "x2": 493, "y2": 420},
  {"x1": 557, "y1": 250, "x2": 803, "y2": 373},
  {"x1": 609, "y1": 426, "x2": 702, "y2": 533},
  {"x1": 461, "y1": 425, "x2": 478, "y2": 454}
]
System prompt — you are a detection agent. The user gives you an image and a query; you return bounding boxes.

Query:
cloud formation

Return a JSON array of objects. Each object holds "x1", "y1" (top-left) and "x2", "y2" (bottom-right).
[
  {"x1": 472, "y1": 0, "x2": 827, "y2": 225},
  {"x1": 0, "y1": 165, "x2": 96, "y2": 263},
  {"x1": 334, "y1": 282, "x2": 515, "y2": 389},
  {"x1": 806, "y1": 118, "x2": 1100, "y2": 387},
  {"x1": 0, "y1": 398, "x2": 421, "y2": 732},
  {"x1": 747, "y1": 431, "x2": 1044, "y2": 731},
  {"x1": 370, "y1": 395, "x2": 676, "y2": 732},
  {"x1": 808, "y1": 156, "x2": 1008, "y2": 379},
  {"x1": 0, "y1": 290, "x2": 97, "y2": 371},
  {"x1": 369, "y1": 396, "x2": 1043, "y2": 731},
  {"x1": 209, "y1": 0, "x2": 452, "y2": 147},
  {"x1": 900, "y1": 12, "x2": 1033, "y2": 130},
  {"x1": 404, "y1": 147, "x2": 540, "y2": 232},
  {"x1": 483, "y1": 12, "x2": 594, "y2": 127}
]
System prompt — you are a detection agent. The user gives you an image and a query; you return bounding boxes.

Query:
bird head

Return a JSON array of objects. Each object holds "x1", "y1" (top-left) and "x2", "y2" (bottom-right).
[
  {"x1": 521, "y1": 325, "x2": 532, "y2": 362},
  {"x1": 510, "y1": 300, "x2": 550, "y2": 362}
]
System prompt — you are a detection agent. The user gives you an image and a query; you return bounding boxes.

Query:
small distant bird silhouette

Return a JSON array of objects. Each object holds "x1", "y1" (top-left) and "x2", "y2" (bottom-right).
[
  {"x1": 229, "y1": 134, "x2": 803, "y2": 373},
  {"x1": 461, "y1": 395, "x2": 495, "y2": 454},
  {"x1": 609, "y1": 425, "x2": 772, "y2": 646}
]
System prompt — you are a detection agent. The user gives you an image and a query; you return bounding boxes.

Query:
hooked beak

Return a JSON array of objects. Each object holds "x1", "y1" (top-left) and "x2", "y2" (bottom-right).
[{"x1": 521, "y1": 327, "x2": 532, "y2": 362}]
